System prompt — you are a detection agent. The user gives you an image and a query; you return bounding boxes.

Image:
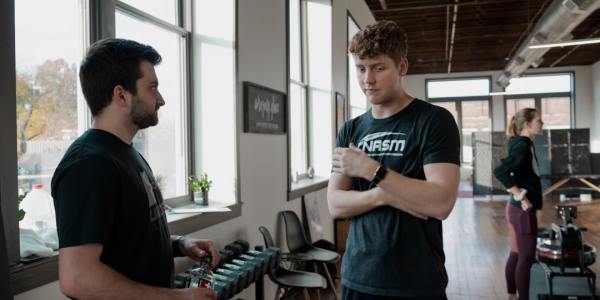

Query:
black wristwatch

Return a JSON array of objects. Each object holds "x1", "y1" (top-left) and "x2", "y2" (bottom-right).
[
  {"x1": 371, "y1": 165, "x2": 388, "y2": 185},
  {"x1": 172, "y1": 235, "x2": 185, "y2": 257}
]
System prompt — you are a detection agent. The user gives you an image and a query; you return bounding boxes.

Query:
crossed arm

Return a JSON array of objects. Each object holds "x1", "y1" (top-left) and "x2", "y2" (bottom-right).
[{"x1": 327, "y1": 146, "x2": 459, "y2": 220}]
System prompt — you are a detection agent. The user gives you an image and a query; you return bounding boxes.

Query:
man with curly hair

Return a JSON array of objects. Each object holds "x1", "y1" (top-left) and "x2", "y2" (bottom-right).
[{"x1": 328, "y1": 20, "x2": 460, "y2": 299}]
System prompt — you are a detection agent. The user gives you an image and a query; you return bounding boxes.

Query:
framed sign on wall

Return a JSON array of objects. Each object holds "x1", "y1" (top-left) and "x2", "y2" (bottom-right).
[{"x1": 243, "y1": 81, "x2": 287, "y2": 134}]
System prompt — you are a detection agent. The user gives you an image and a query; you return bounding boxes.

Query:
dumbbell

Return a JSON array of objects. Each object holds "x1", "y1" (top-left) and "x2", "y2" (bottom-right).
[
  {"x1": 214, "y1": 264, "x2": 249, "y2": 289},
  {"x1": 222, "y1": 245, "x2": 262, "y2": 283},
  {"x1": 230, "y1": 240, "x2": 274, "y2": 275},
  {"x1": 219, "y1": 248, "x2": 236, "y2": 266},
  {"x1": 246, "y1": 246, "x2": 279, "y2": 271},
  {"x1": 212, "y1": 280, "x2": 229, "y2": 300},
  {"x1": 225, "y1": 243, "x2": 267, "y2": 276},
  {"x1": 174, "y1": 272, "x2": 189, "y2": 288},
  {"x1": 211, "y1": 272, "x2": 239, "y2": 297}
]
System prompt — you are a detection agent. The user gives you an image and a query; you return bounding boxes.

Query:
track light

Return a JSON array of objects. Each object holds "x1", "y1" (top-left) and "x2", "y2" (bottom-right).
[{"x1": 528, "y1": 37, "x2": 600, "y2": 49}]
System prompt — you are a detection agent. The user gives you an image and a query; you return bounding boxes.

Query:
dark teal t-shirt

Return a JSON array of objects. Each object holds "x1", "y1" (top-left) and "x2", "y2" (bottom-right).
[
  {"x1": 337, "y1": 99, "x2": 460, "y2": 297},
  {"x1": 51, "y1": 129, "x2": 174, "y2": 288}
]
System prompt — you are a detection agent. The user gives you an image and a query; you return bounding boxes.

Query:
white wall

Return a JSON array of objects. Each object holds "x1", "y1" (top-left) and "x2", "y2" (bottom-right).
[
  {"x1": 591, "y1": 60, "x2": 600, "y2": 152},
  {"x1": 404, "y1": 65, "x2": 598, "y2": 150},
  {"x1": 15, "y1": 1, "x2": 374, "y2": 299}
]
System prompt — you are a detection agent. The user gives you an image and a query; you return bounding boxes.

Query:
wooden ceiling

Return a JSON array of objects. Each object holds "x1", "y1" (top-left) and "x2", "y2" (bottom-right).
[{"x1": 364, "y1": 0, "x2": 600, "y2": 74}]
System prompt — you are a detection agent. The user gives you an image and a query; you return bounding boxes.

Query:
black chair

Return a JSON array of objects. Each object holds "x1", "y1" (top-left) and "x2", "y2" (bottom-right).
[
  {"x1": 279, "y1": 210, "x2": 340, "y2": 299},
  {"x1": 258, "y1": 226, "x2": 327, "y2": 300}
]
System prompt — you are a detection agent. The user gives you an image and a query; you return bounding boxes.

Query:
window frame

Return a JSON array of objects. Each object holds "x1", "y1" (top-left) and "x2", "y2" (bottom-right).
[
  {"x1": 115, "y1": 0, "x2": 191, "y2": 203},
  {"x1": 502, "y1": 72, "x2": 575, "y2": 130},
  {"x1": 5, "y1": 0, "x2": 241, "y2": 295},
  {"x1": 286, "y1": 0, "x2": 333, "y2": 200},
  {"x1": 425, "y1": 76, "x2": 493, "y2": 164},
  {"x1": 346, "y1": 12, "x2": 365, "y2": 120}
]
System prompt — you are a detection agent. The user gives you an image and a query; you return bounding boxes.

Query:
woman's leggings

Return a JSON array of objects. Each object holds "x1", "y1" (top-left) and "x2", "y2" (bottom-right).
[{"x1": 505, "y1": 204, "x2": 537, "y2": 300}]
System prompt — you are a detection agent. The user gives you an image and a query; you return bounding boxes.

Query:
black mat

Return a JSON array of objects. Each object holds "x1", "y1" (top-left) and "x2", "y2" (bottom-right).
[{"x1": 530, "y1": 263, "x2": 597, "y2": 299}]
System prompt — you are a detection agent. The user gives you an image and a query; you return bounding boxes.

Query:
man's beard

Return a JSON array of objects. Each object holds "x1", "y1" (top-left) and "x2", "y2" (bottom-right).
[{"x1": 130, "y1": 96, "x2": 159, "y2": 129}]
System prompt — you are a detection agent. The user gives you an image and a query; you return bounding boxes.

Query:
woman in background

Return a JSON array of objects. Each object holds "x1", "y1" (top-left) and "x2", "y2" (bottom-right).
[{"x1": 494, "y1": 108, "x2": 544, "y2": 300}]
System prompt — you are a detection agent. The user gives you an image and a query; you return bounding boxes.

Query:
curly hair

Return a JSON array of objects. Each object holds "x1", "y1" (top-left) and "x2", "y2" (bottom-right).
[{"x1": 348, "y1": 20, "x2": 408, "y2": 64}]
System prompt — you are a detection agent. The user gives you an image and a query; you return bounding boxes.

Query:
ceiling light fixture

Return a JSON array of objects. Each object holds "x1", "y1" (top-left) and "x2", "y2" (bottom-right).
[{"x1": 528, "y1": 37, "x2": 600, "y2": 49}]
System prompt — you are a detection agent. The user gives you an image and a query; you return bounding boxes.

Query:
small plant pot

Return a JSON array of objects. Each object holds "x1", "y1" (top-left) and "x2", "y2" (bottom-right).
[
  {"x1": 201, "y1": 190, "x2": 209, "y2": 206},
  {"x1": 194, "y1": 191, "x2": 209, "y2": 206}
]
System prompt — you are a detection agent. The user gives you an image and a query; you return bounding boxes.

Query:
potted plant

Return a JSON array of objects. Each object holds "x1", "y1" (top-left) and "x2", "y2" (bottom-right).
[{"x1": 188, "y1": 173, "x2": 212, "y2": 206}]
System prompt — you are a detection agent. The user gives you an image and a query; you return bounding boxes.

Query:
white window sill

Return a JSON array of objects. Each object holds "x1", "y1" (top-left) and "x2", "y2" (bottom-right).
[
  {"x1": 288, "y1": 176, "x2": 329, "y2": 200},
  {"x1": 10, "y1": 199, "x2": 242, "y2": 295}
]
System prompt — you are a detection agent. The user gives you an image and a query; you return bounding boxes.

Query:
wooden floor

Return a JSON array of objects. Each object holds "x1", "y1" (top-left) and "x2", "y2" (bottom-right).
[
  {"x1": 445, "y1": 197, "x2": 600, "y2": 299},
  {"x1": 319, "y1": 197, "x2": 600, "y2": 300}
]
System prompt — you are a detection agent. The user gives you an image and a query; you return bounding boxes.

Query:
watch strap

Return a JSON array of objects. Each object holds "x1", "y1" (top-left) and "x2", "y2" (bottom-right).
[{"x1": 371, "y1": 165, "x2": 388, "y2": 185}]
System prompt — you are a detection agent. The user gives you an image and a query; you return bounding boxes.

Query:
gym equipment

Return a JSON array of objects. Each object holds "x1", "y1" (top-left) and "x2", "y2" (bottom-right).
[
  {"x1": 536, "y1": 205, "x2": 597, "y2": 298},
  {"x1": 174, "y1": 240, "x2": 279, "y2": 300}
]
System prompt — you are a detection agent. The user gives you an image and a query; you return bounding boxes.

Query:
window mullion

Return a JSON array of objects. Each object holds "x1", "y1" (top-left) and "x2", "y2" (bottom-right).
[
  {"x1": 301, "y1": 0, "x2": 311, "y2": 170},
  {"x1": 1, "y1": 0, "x2": 19, "y2": 267}
]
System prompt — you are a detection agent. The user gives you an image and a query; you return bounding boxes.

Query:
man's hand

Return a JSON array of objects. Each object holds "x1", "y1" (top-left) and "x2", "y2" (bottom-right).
[
  {"x1": 332, "y1": 144, "x2": 378, "y2": 179},
  {"x1": 180, "y1": 239, "x2": 221, "y2": 268},
  {"x1": 177, "y1": 287, "x2": 218, "y2": 300}
]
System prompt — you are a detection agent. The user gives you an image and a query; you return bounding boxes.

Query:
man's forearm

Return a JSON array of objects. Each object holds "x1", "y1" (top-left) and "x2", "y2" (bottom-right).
[
  {"x1": 60, "y1": 259, "x2": 181, "y2": 300},
  {"x1": 327, "y1": 188, "x2": 382, "y2": 219},
  {"x1": 377, "y1": 171, "x2": 457, "y2": 220}
]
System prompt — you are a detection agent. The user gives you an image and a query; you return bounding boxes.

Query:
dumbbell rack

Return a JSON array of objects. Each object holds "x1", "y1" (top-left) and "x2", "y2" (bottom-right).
[{"x1": 174, "y1": 240, "x2": 280, "y2": 300}]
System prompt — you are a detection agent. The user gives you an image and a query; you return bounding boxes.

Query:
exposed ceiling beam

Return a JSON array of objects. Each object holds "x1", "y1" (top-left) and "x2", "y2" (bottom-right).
[
  {"x1": 378, "y1": 0, "x2": 388, "y2": 10},
  {"x1": 371, "y1": 0, "x2": 519, "y2": 13},
  {"x1": 447, "y1": 0, "x2": 458, "y2": 74}
]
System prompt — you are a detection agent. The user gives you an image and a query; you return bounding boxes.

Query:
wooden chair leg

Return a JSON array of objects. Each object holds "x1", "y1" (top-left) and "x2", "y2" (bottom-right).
[
  {"x1": 322, "y1": 262, "x2": 338, "y2": 299},
  {"x1": 303, "y1": 288, "x2": 310, "y2": 300},
  {"x1": 313, "y1": 263, "x2": 321, "y2": 300}
]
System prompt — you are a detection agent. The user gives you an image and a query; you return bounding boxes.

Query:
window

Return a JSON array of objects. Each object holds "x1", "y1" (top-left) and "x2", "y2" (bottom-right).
[
  {"x1": 288, "y1": 0, "x2": 333, "y2": 185},
  {"x1": 541, "y1": 97, "x2": 570, "y2": 129},
  {"x1": 289, "y1": 0, "x2": 308, "y2": 179},
  {"x1": 192, "y1": 0, "x2": 237, "y2": 204},
  {"x1": 505, "y1": 74, "x2": 571, "y2": 95},
  {"x1": 4, "y1": 0, "x2": 239, "y2": 293},
  {"x1": 347, "y1": 14, "x2": 365, "y2": 119},
  {"x1": 15, "y1": 0, "x2": 88, "y2": 252},
  {"x1": 117, "y1": 0, "x2": 238, "y2": 205},
  {"x1": 120, "y1": 0, "x2": 178, "y2": 24},
  {"x1": 427, "y1": 78, "x2": 490, "y2": 98},
  {"x1": 461, "y1": 101, "x2": 491, "y2": 163},
  {"x1": 116, "y1": 7, "x2": 189, "y2": 200},
  {"x1": 503, "y1": 73, "x2": 573, "y2": 130},
  {"x1": 427, "y1": 77, "x2": 491, "y2": 165}
]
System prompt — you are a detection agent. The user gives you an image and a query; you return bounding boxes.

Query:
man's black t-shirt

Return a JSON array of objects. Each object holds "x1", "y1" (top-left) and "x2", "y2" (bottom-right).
[
  {"x1": 52, "y1": 129, "x2": 174, "y2": 288},
  {"x1": 337, "y1": 99, "x2": 460, "y2": 297}
]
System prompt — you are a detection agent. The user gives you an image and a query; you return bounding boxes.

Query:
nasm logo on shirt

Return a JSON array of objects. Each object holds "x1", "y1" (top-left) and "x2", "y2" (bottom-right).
[{"x1": 357, "y1": 132, "x2": 406, "y2": 157}]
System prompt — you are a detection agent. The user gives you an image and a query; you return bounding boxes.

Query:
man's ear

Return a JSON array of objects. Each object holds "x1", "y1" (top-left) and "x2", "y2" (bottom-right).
[
  {"x1": 112, "y1": 85, "x2": 131, "y2": 108},
  {"x1": 398, "y1": 57, "x2": 409, "y2": 76}
]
